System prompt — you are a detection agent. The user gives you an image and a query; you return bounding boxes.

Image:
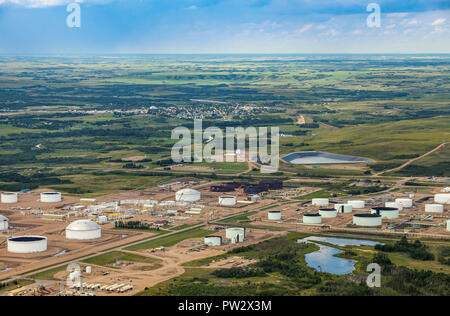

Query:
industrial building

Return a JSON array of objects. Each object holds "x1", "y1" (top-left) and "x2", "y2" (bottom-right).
[
  {"x1": 395, "y1": 198, "x2": 413, "y2": 208},
  {"x1": 66, "y1": 220, "x2": 102, "y2": 240},
  {"x1": 303, "y1": 214, "x2": 322, "y2": 224},
  {"x1": 1, "y1": 192, "x2": 18, "y2": 204},
  {"x1": 334, "y1": 204, "x2": 353, "y2": 213},
  {"x1": 226, "y1": 227, "x2": 246, "y2": 244},
  {"x1": 0, "y1": 215, "x2": 8, "y2": 230},
  {"x1": 40, "y1": 192, "x2": 62, "y2": 203},
  {"x1": 435, "y1": 194, "x2": 450, "y2": 204},
  {"x1": 348, "y1": 200, "x2": 365, "y2": 209},
  {"x1": 7, "y1": 236, "x2": 48, "y2": 254},
  {"x1": 371, "y1": 207, "x2": 399, "y2": 219},
  {"x1": 312, "y1": 198, "x2": 329, "y2": 207},
  {"x1": 204, "y1": 236, "x2": 222, "y2": 247},
  {"x1": 268, "y1": 211, "x2": 282, "y2": 221},
  {"x1": 385, "y1": 202, "x2": 403, "y2": 211},
  {"x1": 319, "y1": 208, "x2": 338, "y2": 218},
  {"x1": 353, "y1": 214, "x2": 382, "y2": 227},
  {"x1": 175, "y1": 189, "x2": 201, "y2": 203},
  {"x1": 425, "y1": 204, "x2": 445, "y2": 213}
]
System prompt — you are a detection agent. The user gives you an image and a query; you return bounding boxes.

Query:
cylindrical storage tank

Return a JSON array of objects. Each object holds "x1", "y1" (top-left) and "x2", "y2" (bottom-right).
[
  {"x1": 371, "y1": 207, "x2": 399, "y2": 219},
  {"x1": 1, "y1": 192, "x2": 18, "y2": 204},
  {"x1": 98, "y1": 216, "x2": 108, "y2": 224},
  {"x1": 334, "y1": 204, "x2": 353, "y2": 213},
  {"x1": 86, "y1": 266, "x2": 92, "y2": 274},
  {"x1": 0, "y1": 215, "x2": 9, "y2": 230},
  {"x1": 319, "y1": 208, "x2": 338, "y2": 218},
  {"x1": 204, "y1": 236, "x2": 222, "y2": 247},
  {"x1": 175, "y1": 189, "x2": 201, "y2": 202},
  {"x1": 348, "y1": 200, "x2": 365, "y2": 209},
  {"x1": 226, "y1": 228, "x2": 246, "y2": 243},
  {"x1": 312, "y1": 198, "x2": 329, "y2": 207},
  {"x1": 40, "y1": 192, "x2": 62, "y2": 203},
  {"x1": 425, "y1": 204, "x2": 444, "y2": 213},
  {"x1": 219, "y1": 196, "x2": 237, "y2": 206},
  {"x1": 395, "y1": 198, "x2": 413, "y2": 208},
  {"x1": 303, "y1": 214, "x2": 322, "y2": 224},
  {"x1": 385, "y1": 202, "x2": 403, "y2": 211},
  {"x1": 447, "y1": 220, "x2": 450, "y2": 232},
  {"x1": 268, "y1": 211, "x2": 282, "y2": 221},
  {"x1": 353, "y1": 214, "x2": 382, "y2": 227},
  {"x1": 66, "y1": 220, "x2": 102, "y2": 240},
  {"x1": 7, "y1": 236, "x2": 47, "y2": 254},
  {"x1": 435, "y1": 194, "x2": 450, "y2": 204}
]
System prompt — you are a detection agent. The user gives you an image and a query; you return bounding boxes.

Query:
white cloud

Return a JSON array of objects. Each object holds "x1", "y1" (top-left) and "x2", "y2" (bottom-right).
[
  {"x1": 296, "y1": 24, "x2": 312, "y2": 34},
  {"x1": 432, "y1": 18, "x2": 446, "y2": 26}
]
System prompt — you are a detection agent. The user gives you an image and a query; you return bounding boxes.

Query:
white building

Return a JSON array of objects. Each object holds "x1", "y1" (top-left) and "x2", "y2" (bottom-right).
[
  {"x1": 312, "y1": 198, "x2": 329, "y2": 207},
  {"x1": 425, "y1": 204, "x2": 444, "y2": 213},
  {"x1": 204, "y1": 236, "x2": 222, "y2": 247},
  {"x1": 347, "y1": 200, "x2": 365, "y2": 209}
]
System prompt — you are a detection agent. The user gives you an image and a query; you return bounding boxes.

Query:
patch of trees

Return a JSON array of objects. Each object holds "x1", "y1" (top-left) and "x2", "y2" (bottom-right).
[
  {"x1": 375, "y1": 236, "x2": 435, "y2": 261},
  {"x1": 212, "y1": 267, "x2": 266, "y2": 279}
]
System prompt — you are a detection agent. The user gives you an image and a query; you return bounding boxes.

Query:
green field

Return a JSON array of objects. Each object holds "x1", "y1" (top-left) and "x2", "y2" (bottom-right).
[
  {"x1": 82, "y1": 251, "x2": 161, "y2": 268},
  {"x1": 125, "y1": 228, "x2": 215, "y2": 251}
]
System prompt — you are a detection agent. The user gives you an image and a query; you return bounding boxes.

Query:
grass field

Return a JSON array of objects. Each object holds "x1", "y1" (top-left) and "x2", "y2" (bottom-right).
[
  {"x1": 125, "y1": 228, "x2": 215, "y2": 251},
  {"x1": 82, "y1": 251, "x2": 161, "y2": 268}
]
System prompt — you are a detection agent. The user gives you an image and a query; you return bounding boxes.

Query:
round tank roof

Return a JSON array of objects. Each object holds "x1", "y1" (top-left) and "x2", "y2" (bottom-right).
[
  {"x1": 304, "y1": 213, "x2": 321, "y2": 217},
  {"x1": 372, "y1": 207, "x2": 398, "y2": 211},
  {"x1": 354, "y1": 214, "x2": 381, "y2": 218},
  {"x1": 8, "y1": 236, "x2": 46, "y2": 242},
  {"x1": 66, "y1": 220, "x2": 100, "y2": 231}
]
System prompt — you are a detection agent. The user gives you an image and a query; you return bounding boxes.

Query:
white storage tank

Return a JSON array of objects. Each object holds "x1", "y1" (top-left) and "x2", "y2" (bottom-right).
[
  {"x1": 303, "y1": 214, "x2": 322, "y2": 224},
  {"x1": 385, "y1": 202, "x2": 403, "y2": 211},
  {"x1": 0, "y1": 215, "x2": 9, "y2": 230},
  {"x1": 226, "y1": 227, "x2": 246, "y2": 244},
  {"x1": 435, "y1": 194, "x2": 450, "y2": 204},
  {"x1": 425, "y1": 204, "x2": 444, "y2": 213},
  {"x1": 66, "y1": 220, "x2": 102, "y2": 240},
  {"x1": 447, "y1": 220, "x2": 450, "y2": 232},
  {"x1": 8, "y1": 236, "x2": 48, "y2": 254},
  {"x1": 334, "y1": 204, "x2": 353, "y2": 213},
  {"x1": 204, "y1": 236, "x2": 222, "y2": 247},
  {"x1": 175, "y1": 189, "x2": 201, "y2": 203},
  {"x1": 348, "y1": 200, "x2": 365, "y2": 209},
  {"x1": 319, "y1": 208, "x2": 338, "y2": 218},
  {"x1": 353, "y1": 214, "x2": 382, "y2": 227},
  {"x1": 395, "y1": 198, "x2": 413, "y2": 208},
  {"x1": 312, "y1": 198, "x2": 329, "y2": 207},
  {"x1": 1, "y1": 192, "x2": 18, "y2": 204},
  {"x1": 219, "y1": 196, "x2": 237, "y2": 206},
  {"x1": 40, "y1": 192, "x2": 62, "y2": 203},
  {"x1": 371, "y1": 207, "x2": 399, "y2": 219},
  {"x1": 268, "y1": 211, "x2": 282, "y2": 221}
]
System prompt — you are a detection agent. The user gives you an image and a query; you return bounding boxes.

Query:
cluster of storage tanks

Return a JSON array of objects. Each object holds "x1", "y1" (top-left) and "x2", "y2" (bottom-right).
[
  {"x1": 1, "y1": 191, "x2": 64, "y2": 204},
  {"x1": 6, "y1": 220, "x2": 102, "y2": 254}
]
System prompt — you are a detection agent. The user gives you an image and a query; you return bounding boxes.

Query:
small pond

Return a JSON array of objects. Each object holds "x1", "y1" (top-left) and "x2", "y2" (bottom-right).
[{"x1": 298, "y1": 236, "x2": 383, "y2": 275}]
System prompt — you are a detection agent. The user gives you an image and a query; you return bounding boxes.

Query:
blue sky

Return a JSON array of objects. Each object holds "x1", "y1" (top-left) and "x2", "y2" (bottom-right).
[{"x1": 0, "y1": 0, "x2": 449, "y2": 53}]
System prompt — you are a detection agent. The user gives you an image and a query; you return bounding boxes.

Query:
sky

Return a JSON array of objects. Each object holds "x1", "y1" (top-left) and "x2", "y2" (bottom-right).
[{"x1": 0, "y1": 0, "x2": 449, "y2": 54}]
